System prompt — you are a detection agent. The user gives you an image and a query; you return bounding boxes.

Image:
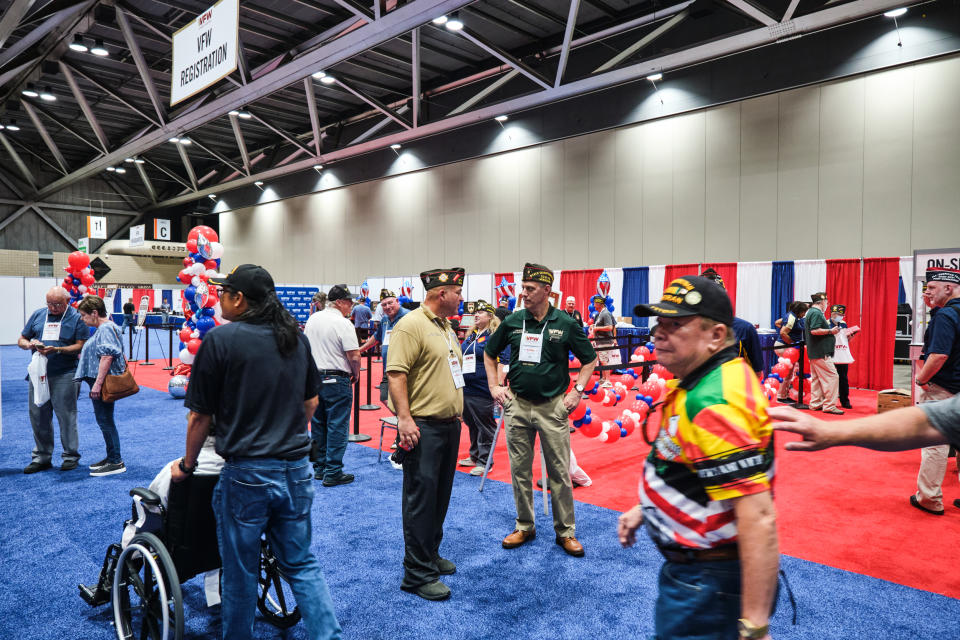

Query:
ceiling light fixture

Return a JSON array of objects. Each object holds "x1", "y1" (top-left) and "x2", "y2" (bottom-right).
[
  {"x1": 432, "y1": 15, "x2": 448, "y2": 25},
  {"x1": 69, "y1": 34, "x2": 88, "y2": 52},
  {"x1": 115, "y1": 167, "x2": 126, "y2": 174},
  {"x1": 320, "y1": 75, "x2": 335, "y2": 85},
  {"x1": 106, "y1": 166, "x2": 116, "y2": 172},
  {"x1": 134, "y1": 158, "x2": 145, "y2": 164},
  {"x1": 445, "y1": 15, "x2": 464, "y2": 31},
  {"x1": 883, "y1": 7, "x2": 907, "y2": 17},
  {"x1": 5, "y1": 120, "x2": 19, "y2": 131},
  {"x1": 124, "y1": 157, "x2": 135, "y2": 163},
  {"x1": 312, "y1": 70, "x2": 327, "y2": 79},
  {"x1": 179, "y1": 137, "x2": 192, "y2": 145},
  {"x1": 646, "y1": 73, "x2": 663, "y2": 82},
  {"x1": 208, "y1": 194, "x2": 217, "y2": 200},
  {"x1": 90, "y1": 38, "x2": 109, "y2": 56},
  {"x1": 237, "y1": 110, "x2": 251, "y2": 119},
  {"x1": 21, "y1": 83, "x2": 38, "y2": 98},
  {"x1": 254, "y1": 181, "x2": 264, "y2": 188},
  {"x1": 228, "y1": 110, "x2": 239, "y2": 116},
  {"x1": 390, "y1": 143, "x2": 402, "y2": 150},
  {"x1": 494, "y1": 115, "x2": 508, "y2": 122},
  {"x1": 39, "y1": 86, "x2": 56, "y2": 101},
  {"x1": 169, "y1": 137, "x2": 180, "y2": 143},
  {"x1": 312, "y1": 164, "x2": 323, "y2": 171}
]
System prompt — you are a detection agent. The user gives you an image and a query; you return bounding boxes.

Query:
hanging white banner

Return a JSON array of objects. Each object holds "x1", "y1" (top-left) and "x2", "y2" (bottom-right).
[
  {"x1": 170, "y1": 0, "x2": 238, "y2": 106},
  {"x1": 129, "y1": 224, "x2": 145, "y2": 248}
]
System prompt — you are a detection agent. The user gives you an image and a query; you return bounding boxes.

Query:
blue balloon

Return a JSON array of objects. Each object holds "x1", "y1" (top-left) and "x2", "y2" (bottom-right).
[
  {"x1": 197, "y1": 316, "x2": 215, "y2": 333},
  {"x1": 582, "y1": 415, "x2": 592, "y2": 424},
  {"x1": 620, "y1": 428, "x2": 628, "y2": 437},
  {"x1": 201, "y1": 307, "x2": 215, "y2": 317},
  {"x1": 646, "y1": 341, "x2": 655, "y2": 350},
  {"x1": 179, "y1": 341, "x2": 186, "y2": 351},
  {"x1": 72, "y1": 277, "x2": 80, "y2": 285},
  {"x1": 584, "y1": 407, "x2": 591, "y2": 414},
  {"x1": 615, "y1": 419, "x2": 623, "y2": 427},
  {"x1": 635, "y1": 394, "x2": 642, "y2": 400},
  {"x1": 186, "y1": 319, "x2": 196, "y2": 329},
  {"x1": 573, "y1": 419, "x2": 583, "y2": 428},
  {"x1": 184, "y1": 285, "x2": 197, "y2": 301}
]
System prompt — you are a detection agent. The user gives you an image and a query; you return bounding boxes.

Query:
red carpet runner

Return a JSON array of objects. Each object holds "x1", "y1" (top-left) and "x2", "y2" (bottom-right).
[{"x1": 134, "y1": 358, "x2": 960, "y2": 599}]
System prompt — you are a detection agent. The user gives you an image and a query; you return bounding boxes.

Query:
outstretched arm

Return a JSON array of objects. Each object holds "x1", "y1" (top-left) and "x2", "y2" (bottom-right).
[{"x1": 768, "y1": 405, "x2": 946, "y2": 452}]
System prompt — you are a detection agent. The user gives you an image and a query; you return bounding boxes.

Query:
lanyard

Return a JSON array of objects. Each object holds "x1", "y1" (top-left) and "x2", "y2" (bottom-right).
[
  {"x1": 521, "y1": 315, "x2": 548, "y2": 339},
  {"x1": 467, "y1": 328, "x2": 488, "y2": 354}
]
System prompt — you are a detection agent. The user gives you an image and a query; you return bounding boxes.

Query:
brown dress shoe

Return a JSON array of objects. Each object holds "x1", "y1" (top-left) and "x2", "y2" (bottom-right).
[
  {"x1": 556, "y1": 536, "x2": 585, "y2": 557},
  {"x1": 502, "y1": 529, "x2": 536, "y2": 549}
]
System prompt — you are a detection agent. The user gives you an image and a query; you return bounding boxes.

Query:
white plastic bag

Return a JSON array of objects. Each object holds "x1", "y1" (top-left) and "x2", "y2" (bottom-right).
[{"x1": 28, "y1": 352, "x2": 49, "y2": 406}]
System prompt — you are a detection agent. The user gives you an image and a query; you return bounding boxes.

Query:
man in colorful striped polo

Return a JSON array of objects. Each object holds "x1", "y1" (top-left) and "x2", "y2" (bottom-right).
[{"x1": 618, "y1": 275, "x2": 779, "y2": 640}]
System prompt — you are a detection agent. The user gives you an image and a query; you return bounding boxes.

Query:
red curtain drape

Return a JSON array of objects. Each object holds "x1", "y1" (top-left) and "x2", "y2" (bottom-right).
[
  {"x1": 663, "y1": 264, "x2": 701, "y2": 287},
  {"x1": 859, "y1": 257, "x2": 899, "y2": 391},
  {"x1": 701, "y1": 262, "x2": 738, "y2": 313},
  {"x1": 826, "y1": 259, "x2": 862, "y2": 387},
  {"x1": 493, "y1": 272, "x2": 517, "y2": 302},
  {"x1": 133, "y1": 288, "x2": 155, "y2": 311},
  {"x1": 559, "y1": 269, "x2": 603, "y2": 317}
]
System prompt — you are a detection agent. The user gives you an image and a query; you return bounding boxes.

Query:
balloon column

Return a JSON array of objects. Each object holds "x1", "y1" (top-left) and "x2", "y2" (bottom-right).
[
  {"x1": 495, "y1": 276, "x2": 516, "y2": 311},
  {"x1": 62, "y1": 251, "x2": 95, "y2": 306},
  {"x1": 762, "y1": 347, "x2": 802, "y2": 401},
  {"x1": 587, "y1": 270, "x2": 616, "y2": 324},
  {"x1": 174, "y1": 225, "x2": 225, "y2": 375},
  {"x1": 398, "y1": 280, "x2": 413, "y2": 305},
  {"x1": 359, "y1": 280, "x2": 371, "y2": 306}
]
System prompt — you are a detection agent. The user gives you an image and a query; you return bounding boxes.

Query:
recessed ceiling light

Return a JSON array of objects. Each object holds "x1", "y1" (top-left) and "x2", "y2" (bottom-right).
[
  {"x1": 0, "y1": 124, "x2": 5, "y2": 130},
  {"x1": 390, "y1": 143, "x2": 402, "y2": 150},
  {"x1": 169, "y1": 137, "x2": 180, "y2": 143},
  {"x1": 237, "y1": 110, "x2": 251, "y2": 119},
  {"x1": 494, "y1": 115, "x2": 508, "y2": 122},
  {"x1": 5, "y1": 120, "x2": 19, "y2": 131},
  {"x1": 312, "y1": 70, "x2": 327, "y2": 79},
  {"x1": 445, "y1": 16, "x2": 464, "y2": 31},
  {"x1": 312, "y1": 164, "x2": 323, "y2": 171},
  {"x1": 39, "y1": 86, "x2": 56, "y2": 101},
  {"x1": 884, "y1": 7, "x2": 907, "y2": 17},
  {"x1": 106, "y1": 166, "x2": 116, "y2": 172},
  {"x1": 134, "y1": 158, "x2": 145, "y2": 164},
  {"x1": 179, "y1": 137, "x2": 192, "y2": 145},
  {"x1": 21, "y1": 83, "x2": 38, "y2": 98},
  {"x1": 646, "y1": 73, "x2": 663, "y2": 82},
  {"x1": 69, "y1": 34, "x2": 88, "y2": 52},
  {"x1": 90, "y1": 38, "x2": 109, "y2": 56},
  {"x1": 320, "y1": 75, "x2": 335, "y2": 85},
  {"x1": 115, "y1": 167, "x2": 126, "y2": 174},
  {"x1": 432, "y1": 16, "x2": 448, "y2": 25},
  {"x1": 125, "y1": 157, "x2": 135, "y2": 163}
]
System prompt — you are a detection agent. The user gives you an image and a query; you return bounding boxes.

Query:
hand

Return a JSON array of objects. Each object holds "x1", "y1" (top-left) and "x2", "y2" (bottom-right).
[
  {"x1": 36, "y1": 345, "x2": 55, "y2": 356},
  {"x1": 29, "y1": 339, "x2": 44, "y2": 352},
  {"x1": 618, "y1": 505, "x2": 644, "y2": 547},
  {"x1": 89, "y1": 382, "x2": 102, "y2": 400},
  {"x1": 491, "y1": 384, "x2": 513, "y2": 406},
  {"x1": 832, "y1": 326, "x2": 840, "y2": 335},
  {"x1": 563, "y1": 389, "x2": 581, "y2": 413},
  {"x1": 170, "y1": 459, "x2": 190, "y2": 483},
  {"x1": 397, "y1": 415, "x2": 420, "y2": 449},
  {"x1": 767, "y1": 405, "x2": 834, "y2": 451}
]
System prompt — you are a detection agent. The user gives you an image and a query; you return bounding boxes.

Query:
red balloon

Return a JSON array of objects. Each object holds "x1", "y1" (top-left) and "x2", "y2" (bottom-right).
[
  {"x1": 186, "y1": 338, "x2": 202, "y2": 355},
  {"x1": 188, "y1": 225, "x2": 219, "y2": 244},
  {"x1": 589, "y1": 390, "x2": 605, "y2": 403},
  {"x1": 186, "y1": 238, "x2": 198, "y2": 253},
  {"x1": 621, "y1": 415, "x2": 637, "y2": 436},
  {"x1": 62, "y1": 277, "x2": 72, "y2": 288},
  {"x1": 569, "y1": 403, "x2": 586, "y2": 421},
  {"x1": 179, "y1": 327, "x2": 193, "y2": 343},
  {"x1": 631, "y1": 400, "x2": 649, "y2": 416},
  {"x1": 183, "y1": 257, "x2": 195, "y2": 267},
  {"x1": 569, "y1": 357, "x2": 581, "y2": 369},
  {"x1": 178, "y1": 270, "x2": 192, "y2": 285},
  {"x1": 764, "y1": 378, "x2": 781, "y2": 390},
  {"x1": 81, "y1": 272, "x2": 95, "y2": 287},
  {"x1": 792, "y1": 375, "x2": 801, "y2": 391},
  {"x1": 782, "y1": 347, "x2": 800, "y2": 363},
  {"x1": 68, "y1": 251, "x2": 89, "y2": 271},
  {"x1": 772, "y1": 363, "x2": 790, "y2": 379},
  {"x1": 183, "y1": 307, "x2": 193, "y2": 320},
  {"x1": 652, "y1": 364, "x2": 672, "y2": 379},
  {"x1": 579, "y1": 419, "x2": 602, "y2": 438},
  {"x1": 605, "y1": 423, "x2": 621, "y2": 443},
  {"x1": 204, "y1": 259, "x2": 218, "y2": 270}
]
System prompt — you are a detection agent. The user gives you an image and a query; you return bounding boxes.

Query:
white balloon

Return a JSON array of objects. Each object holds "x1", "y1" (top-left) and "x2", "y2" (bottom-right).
[
  {"x1": 191, "y1": 275, "x2": 201, "y2": 287},
  {"x1": 597, "y1": 432, "x2": 609, "y2": 443},
  {"x1": 179, "y1": 348, "x2": 195, "y2": 365},
  {"x1": 208, "y1": 242, "x2": 224, "y2": 260},
  {"x1": 205, "y1": 269, "x2": 218, "y2": 278},
  {"x1": 77, "y1": 284, "x2": 87, "y2": 293},
  {"x1": 648, "y1": 373, "x2": 660, "y2": 382},
  {"x1": 191, "y1": 330, "x2": 200, "y2": 339},
  {"x1": 213, "y1": 301, "x2": 228, "y2": 325},
  {"x1": 189, "y1": 263, "x2": 206, "y2": 276}
]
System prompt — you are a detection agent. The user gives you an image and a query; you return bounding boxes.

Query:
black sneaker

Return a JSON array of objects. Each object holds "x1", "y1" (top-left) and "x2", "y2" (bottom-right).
[
  {"x1": 61, "y1": 460, "x2": 79, "y2": 471},
  {"x1": 88, "y1": 458, "x2": 109, "y2": 470},
  {"x1": 322, "y1": 473, "x2": 355, "y2": 487},
  {"x1": 23, "y1": 461, "x2": 52, "y2": 474},
  {"x1": 90, "y1": 462, "x2": 126, "y2": 477}
]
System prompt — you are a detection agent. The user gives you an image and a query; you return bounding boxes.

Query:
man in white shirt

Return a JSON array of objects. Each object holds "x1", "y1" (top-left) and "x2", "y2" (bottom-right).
[{"x1": 304, "y1": 284, "x2": 361, "y2": 487}]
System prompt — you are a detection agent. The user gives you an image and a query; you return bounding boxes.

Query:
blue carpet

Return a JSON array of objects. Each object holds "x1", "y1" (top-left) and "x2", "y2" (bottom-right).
[{"x1": 1, "y1": 345, "x2": 958, "y2": 639}]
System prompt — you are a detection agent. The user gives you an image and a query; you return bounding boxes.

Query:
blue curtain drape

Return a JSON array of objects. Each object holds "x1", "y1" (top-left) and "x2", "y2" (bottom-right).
[
  {"x1": 113, "y1": 291, "x2": 122, "y2": 313},
  {"x1": 622, "y1": 267, "x2": 649, "y2": 328},
  {"x1": 770, "y1": 261, "x2": 794, "y2": 329},
  {"x1": 897, "y1": 276, "x2": 906, "y2": 305},
  {"x1": 162, "y1": 290, "x2": 173, "y2": 308}
]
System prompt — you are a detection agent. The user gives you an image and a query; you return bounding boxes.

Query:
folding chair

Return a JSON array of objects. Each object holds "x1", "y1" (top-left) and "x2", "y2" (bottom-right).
[{"x1": 378, "y1": 416, "x2": 398, "y2": 462}]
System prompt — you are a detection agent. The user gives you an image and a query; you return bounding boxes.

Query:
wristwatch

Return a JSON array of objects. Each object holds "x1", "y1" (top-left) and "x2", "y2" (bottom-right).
[
  {"x1": 737, "y1": 619, "x2": 769, "y2": 639},
  {"x1": 178, "y1": 457, "x2": 196, "y2": 475},
  {"x1": 574, "y1": 383, "x2": 585, "y2": 394}
]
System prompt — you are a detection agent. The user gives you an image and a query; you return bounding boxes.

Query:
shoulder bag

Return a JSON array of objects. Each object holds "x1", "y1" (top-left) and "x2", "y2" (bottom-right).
[{"x1": 101, "y1": 325, "x2": 140, "y2": 402}]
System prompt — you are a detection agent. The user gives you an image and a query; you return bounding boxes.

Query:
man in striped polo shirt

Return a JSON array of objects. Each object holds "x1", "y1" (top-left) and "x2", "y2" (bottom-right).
[{"x1": 619, "y1": 275, "x2": 779, "y2": 640}]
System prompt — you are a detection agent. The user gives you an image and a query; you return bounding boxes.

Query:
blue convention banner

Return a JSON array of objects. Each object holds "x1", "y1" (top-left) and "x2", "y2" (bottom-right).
[{"x1": 276, "y1": 286, "x2": 318, "y2": 323}]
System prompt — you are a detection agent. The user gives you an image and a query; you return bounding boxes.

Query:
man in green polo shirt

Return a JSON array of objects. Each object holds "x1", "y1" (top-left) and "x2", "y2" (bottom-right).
[
  {"x1": 804, "y1": 291, "x2": 843, "y2": 415},
  {"x1": 484, "y1": 263, "x2": 598, "y2": 557}
]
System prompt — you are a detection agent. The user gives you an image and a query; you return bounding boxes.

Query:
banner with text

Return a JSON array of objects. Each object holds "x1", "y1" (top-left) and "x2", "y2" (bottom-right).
[{"x1": 170, "y1": 0, "x2": 238, "y2": 106}]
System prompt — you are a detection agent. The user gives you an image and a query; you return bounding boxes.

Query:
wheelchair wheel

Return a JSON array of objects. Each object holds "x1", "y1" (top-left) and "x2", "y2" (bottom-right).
[
  {"x1": 257, "y1": 540, "x2": 301, "y2": 629},
  {"x1": 112, "y1": 532, "x2": 184, "y2": 640}
]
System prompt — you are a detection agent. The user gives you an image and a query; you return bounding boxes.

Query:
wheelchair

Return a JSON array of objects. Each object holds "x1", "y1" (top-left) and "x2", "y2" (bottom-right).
[{"x1": 79, "y1": 473, "x2": 301, "y2": 639}]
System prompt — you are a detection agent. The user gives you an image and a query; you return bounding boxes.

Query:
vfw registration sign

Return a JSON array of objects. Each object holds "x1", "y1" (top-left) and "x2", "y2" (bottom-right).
[{"x1": 170, "y1": 0, "x2": 239, "y2": 106}]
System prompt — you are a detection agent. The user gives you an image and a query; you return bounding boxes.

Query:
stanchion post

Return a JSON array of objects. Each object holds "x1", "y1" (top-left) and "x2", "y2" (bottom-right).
[
  {"x1": 164, "y1": 324, "x2": 174, "y2": 370},
  {"x1": 141, "y1": 324, "x2": 155, "y2": 366},
  {"x1": 794, "y1": 343, "x2": 809, "y2": 410},
  {"x1": 127, "y1": 325, "x2": 136, "y2": 362},
  {"x1": 348, "y1": 375, "x2": 372, "y2": 442},
  {"x1": 359, "y1": 352, "x2": 380, "y2": 411}
]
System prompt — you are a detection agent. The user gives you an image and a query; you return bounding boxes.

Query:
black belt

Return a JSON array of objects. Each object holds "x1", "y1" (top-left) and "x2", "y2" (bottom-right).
[
  {"x1": 412, "y1": 415, "x2": 461, "y2": 423},
  {"x1": 659, "y1": 545, "x2": 739, "y2": 564},
  {"x1": 318, "y1": 369, "x2": 350, "y2": 377}
]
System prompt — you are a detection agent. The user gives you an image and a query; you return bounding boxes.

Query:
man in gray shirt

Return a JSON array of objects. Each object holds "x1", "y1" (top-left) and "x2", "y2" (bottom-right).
[{"x1": 591, "y1": 295, "x2": 616, "y2": 388}]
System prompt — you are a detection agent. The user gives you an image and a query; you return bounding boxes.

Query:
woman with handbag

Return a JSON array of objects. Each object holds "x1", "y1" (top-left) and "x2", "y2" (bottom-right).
[{"x1": 75, "y1": 296, "x2": 133, "y2": 477}]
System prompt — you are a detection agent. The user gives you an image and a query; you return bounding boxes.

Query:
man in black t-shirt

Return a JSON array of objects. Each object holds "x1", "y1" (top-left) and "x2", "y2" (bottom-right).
[
  {"x1": 121, "y1": 298, "x2": 135, "y2": 335},
  {"x1": 172, "y1": 265, "x2": 342, "y2": 640}
]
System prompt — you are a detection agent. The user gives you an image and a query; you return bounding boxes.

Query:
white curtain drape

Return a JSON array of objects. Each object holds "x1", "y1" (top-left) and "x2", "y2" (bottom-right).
[
  {"x1": 899, "y1": 256, "x2": 913, "y2": 306},
  {"x1": 794, "y1": 259, "x2": 827, "y2": 302},
  {"x1": 605, "y1": 267, "x2": 624, "y2": 316},
  {"x1": 648, "y1": 265, "x2": 665, "y2": 304},
  {"x1": 736, "y1": 261, "x2": 773, "y2": 328},
  {"x1": 465, "y1": 273, "x2": 493, "y2": 303}
]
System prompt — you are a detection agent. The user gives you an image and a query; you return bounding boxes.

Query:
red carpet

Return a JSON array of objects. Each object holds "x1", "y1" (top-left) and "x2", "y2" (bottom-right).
[{"x1": 135, "y1": 359, "x2": 960, "y2": 599}]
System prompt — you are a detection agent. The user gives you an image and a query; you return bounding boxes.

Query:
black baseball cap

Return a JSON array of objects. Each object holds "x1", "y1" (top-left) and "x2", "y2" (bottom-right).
[
  {"x1": 209, "y1": 264, "x2": 275, "y2": 301},
  {"x1": 633, "y1": 275, "x2": 733, "y2": 326},
  {"x1": 328, "y1": 284, "x2": 352, "y2": 302}
]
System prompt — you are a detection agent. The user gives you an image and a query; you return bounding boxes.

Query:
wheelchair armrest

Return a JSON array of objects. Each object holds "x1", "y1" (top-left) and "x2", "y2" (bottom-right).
[{"x1": 130, "y1": 487, "x2": 162, "y2": 507}]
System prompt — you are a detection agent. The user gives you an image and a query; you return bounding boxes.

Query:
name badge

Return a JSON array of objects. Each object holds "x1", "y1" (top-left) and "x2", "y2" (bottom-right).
[
  {"x1": 462, "y1": 353, "x2": 476, "y2": 374},
  {"x1": 42, "y1": 321, "x2": 61, "y2": 342},
  {"x1": 448, "y1": 354, "x2": 465, "y2": 389},
  {"x1": 519, "y1": 332, "x2": 543, "y2": 363},
  {"x1": 383, "y1": 329, "x2": 392, "y2": 346}
]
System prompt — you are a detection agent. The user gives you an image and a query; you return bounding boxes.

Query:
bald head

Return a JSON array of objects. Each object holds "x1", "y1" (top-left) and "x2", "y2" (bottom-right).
[{"x1": 47, "y1": 287, "x2": 69, "y2": 303}]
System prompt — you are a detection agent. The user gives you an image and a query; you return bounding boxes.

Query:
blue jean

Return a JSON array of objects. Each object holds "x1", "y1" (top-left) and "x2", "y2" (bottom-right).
[
  {"x1": 121, "y1": 314, "x2": 135, "y2": 335},
  {"x1": 311, "y1": 376, "x2": 352, "y2": 481},
  {"x1": 654, "y1": 560, "x2": 742, "y2": 639},
  {"x1": 213, "y1": 457, "x2": 341, "y2": 640},
  {"x1": 90, "y1": 390, "x2": 121, "y2": 464}
]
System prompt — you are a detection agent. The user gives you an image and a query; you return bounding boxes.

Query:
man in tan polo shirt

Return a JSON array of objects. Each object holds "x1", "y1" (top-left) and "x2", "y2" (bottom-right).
[{"x1": 386, "y1": 267, "x2": 465, "y2": 602}]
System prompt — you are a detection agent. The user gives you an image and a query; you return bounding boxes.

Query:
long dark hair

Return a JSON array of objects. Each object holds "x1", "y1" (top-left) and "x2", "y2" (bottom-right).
[{"x1": 236, "y1": 291, "x2": 300, "y2": 356}]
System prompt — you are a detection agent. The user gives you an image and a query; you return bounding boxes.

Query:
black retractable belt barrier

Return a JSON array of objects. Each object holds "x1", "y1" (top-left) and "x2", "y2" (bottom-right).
[
  {"x1": 140, "y1": 325, "x2": 154, "y2": 366},
  {"x1": 349, "y1": 374, "x2": 372, "y2": 443},
  {"x1": 359, "y1": 352, "x2": 380, "y2": 411}
]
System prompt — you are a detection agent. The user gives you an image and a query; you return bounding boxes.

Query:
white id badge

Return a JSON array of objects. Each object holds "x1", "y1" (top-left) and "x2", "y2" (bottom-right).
[
  {"x1": 382, "y1": 329, "x2": 392, "y2": 346},
  {"x1": 462, "y1": 353, "x2": 476, "y2": 374},
  {"x1": 448, "y1": 354, "x2": 465, "y2": 389},
  {"x1": 519, "y1": 332, "x2": 543, "y2": 363},
  {"x1": 42, "y1": 321, "x2": 61, "y2": 341}
]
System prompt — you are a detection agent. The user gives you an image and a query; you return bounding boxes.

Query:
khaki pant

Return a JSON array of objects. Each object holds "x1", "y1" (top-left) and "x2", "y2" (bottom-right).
[
  {"x1": 915, "y1": 383, "x2": 957, "y2": 511},
  {"x1": 809, "y1": 356, "x2": 839, "y2": 411},
  {"x1": 503, "y1": 394, "x2": 576, "y2": 537}
]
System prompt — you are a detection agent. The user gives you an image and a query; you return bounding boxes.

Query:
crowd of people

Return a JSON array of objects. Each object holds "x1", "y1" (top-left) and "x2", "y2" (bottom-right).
[{"x1": 18, "y1": 260, "x2": 960, "y2": 640}]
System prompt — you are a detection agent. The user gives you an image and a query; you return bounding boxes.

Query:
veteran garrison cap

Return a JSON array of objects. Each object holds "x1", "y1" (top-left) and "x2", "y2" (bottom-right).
[
  {"x1": 522, "y1": 263, "x2": 554, "y2": 286},
  {"x1": 420, "y1": 267, "x2": 465, "y2": 290},
  {"x1": 811, "y1": 292, "x2": 828, "y2": 304},
  {"x1": 633, "y1": 275, "x2": 733, "y2": 327},
  {"x1": 476, "y1": 300, "x2": 496, "y2": 315},
  {"x1": 926, "y1": 268, "x2": 960, "y2": 284},
  {"x1": 701, "y1": 267, "x2": 725, "y2": 289},
  {"x1": 380, "y1": 288, "x2": 397, "y2": 300},
  {"x1": 327, "y1": 284, "x2": 352, "y2": 302},
  {"x1": 831, "y1": 304, "x2": 846, "y2": 314}
]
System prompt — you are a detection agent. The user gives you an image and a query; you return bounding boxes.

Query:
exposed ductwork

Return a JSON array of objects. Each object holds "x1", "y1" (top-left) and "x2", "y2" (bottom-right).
[{"x1": 98, "y1": 239, "x2": 186, "y2": 257}]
